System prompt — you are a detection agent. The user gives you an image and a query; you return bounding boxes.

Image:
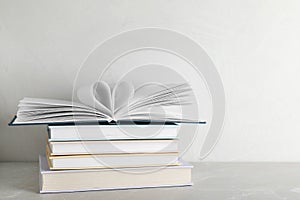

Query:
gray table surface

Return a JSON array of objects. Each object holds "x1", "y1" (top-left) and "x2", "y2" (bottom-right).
[{"x1": 1, "y1": 162, "x2": 300, "y2": 200}]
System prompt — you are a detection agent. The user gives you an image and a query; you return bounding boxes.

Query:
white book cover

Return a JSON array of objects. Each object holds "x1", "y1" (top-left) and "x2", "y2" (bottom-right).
[
  {"x1": 48, "y1": 139, "x2": 178, "y2": 155},
  {"x1": 39, "y1": 155, "x2": 193, "y2": 193},
  {"x1": 47, "y1": 150, "x2": 179, "y2": 170},
  {"x1": 48, "y1": 124, "x2": 179, "y2": 141}
]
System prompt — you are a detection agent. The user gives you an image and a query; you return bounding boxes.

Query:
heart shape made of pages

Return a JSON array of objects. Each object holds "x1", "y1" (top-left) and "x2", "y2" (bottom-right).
[{"x1": 77, "y1": 81, "x2": 134, "y2": 118}]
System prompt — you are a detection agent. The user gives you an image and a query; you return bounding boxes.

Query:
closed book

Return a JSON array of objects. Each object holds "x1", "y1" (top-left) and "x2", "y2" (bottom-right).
[
  {"x1": 47, "y1": 146, "x2": 179, "y2": 170},
  {"x1": 39, "y1": 155, "x2": 193, "y2": 193},
  {"x1": 48, "y1": 139, "x2": 178, "y2": 155},
  {"x1": 48, "y1": 124, "x2": 179, "y2": 141}
]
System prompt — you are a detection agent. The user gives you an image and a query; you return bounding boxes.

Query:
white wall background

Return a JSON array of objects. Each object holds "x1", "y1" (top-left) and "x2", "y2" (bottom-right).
[{"x1": 1, "y1": 0, "x2": 300, "y2": 161}]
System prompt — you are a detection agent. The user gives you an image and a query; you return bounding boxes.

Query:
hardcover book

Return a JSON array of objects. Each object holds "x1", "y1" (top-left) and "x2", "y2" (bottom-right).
[
  {"x1": 48, "y1": 139, "x2": 178, "y2": 155},
  {"x1": 10, "y1": 81, "x2": 201, "y2": 125},
  {"x1": 39, "y1": 155, "x2": 193, "y2": 193},
  {"x1": 47, "y1": 124, "x2": 179, "y2": 141},
  {"x1": 46, "y1": 145, "x2": 179, "y2": 170}
]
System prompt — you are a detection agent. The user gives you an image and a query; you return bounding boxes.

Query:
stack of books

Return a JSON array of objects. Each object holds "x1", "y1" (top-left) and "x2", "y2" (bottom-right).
[
  {"x1": 38, "y1": 123, "x2": 193, "y2": 193},
  {"x1": 10, "y1": 81, "x2": 203, "y2": 193}
]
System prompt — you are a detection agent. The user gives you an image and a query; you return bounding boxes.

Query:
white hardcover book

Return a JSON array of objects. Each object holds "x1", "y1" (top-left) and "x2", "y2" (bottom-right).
[
  {"x1": 48, "y1": 124, "x2": 179, "y2": 141},
  {"x1": 48, "y1": 139, "x2": 178, "y2": 155},
  {"x1": 39, "y1": 155, "x2": 193, "y2": 193},
  {"x1": 47, "y1": 150, "x2": 179, "y2": 170}
]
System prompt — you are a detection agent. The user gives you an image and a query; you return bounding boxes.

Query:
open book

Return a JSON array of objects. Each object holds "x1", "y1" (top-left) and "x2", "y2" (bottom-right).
[{"x1": 10, "y1": 81, "x2": 200, "y2": 125}]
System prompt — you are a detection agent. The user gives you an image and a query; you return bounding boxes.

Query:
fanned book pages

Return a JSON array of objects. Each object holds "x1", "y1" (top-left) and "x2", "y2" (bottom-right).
[{"x1": 10, "y1": 81, "x2": 202, "y2": 125}]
